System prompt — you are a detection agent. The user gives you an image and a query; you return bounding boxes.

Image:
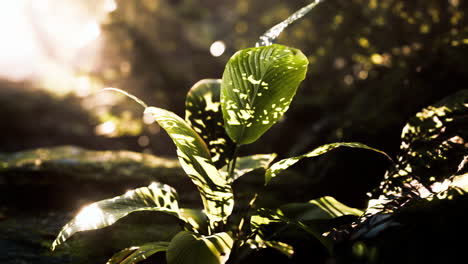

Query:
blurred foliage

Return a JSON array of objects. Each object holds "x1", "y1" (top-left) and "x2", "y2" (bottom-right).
[
  {"x1": 2, "y1": 0, "x2": 468, "y2": 159},
  {"x1": 87, "y1": 0, "x2": 468, "y2": 162}
]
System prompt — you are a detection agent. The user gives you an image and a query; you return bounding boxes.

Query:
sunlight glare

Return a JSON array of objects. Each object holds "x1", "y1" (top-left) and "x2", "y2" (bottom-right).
[
  {"x1": 0, "y1": 1, "x2": 41, "y2": 81},
  {"x1": 103, "y1": 0, "x2": 118, "y2": 13},
  {"x1": 77, "y1": 22, "x2": 102, "y2": 49},
  {"x1": 75, "y1": 204, "x2": 103, "y2": 228},
  {"x1": 0, "y1": 0, "x2": 110, "y2": 88}
]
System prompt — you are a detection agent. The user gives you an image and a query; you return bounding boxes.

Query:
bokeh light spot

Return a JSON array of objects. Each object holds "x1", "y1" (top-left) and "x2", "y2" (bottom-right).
[{"x1": 210, "y1": 41, "x2": 226, "y2": 57}]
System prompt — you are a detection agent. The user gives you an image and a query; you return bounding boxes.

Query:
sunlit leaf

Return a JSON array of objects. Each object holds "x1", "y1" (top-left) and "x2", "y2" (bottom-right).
[
  {"x1": 51, "y1": 182, "x2": 180, "y2": 251},
  {"x1": 251, "y1": 197, "x2": 363, "y2": 252},
  {"x1": 452, "y1": 173, "x2": 468, "y2": 192},
  {"x1": 256, "y1": 0, "x2": 323, "y2": 47},
  {"x1": 250, "y1": 208, "x2": 332, "y2": 252},
  {"x1": 377, "y1": 89, "x2": 468, "y2": 197},
  {"x1": 144, "y1": 107, "x2": 234, "y2": 227},
  {"x1": 265, "y1": 142, "x2": 392, "y2": 185},
  {"x1": 220, "y1": 153, "x2": 277, "y2": 183},
  {"x1": 166, "y1": 231, "x2": 233, "y2": 264},
  {"x1": 245, "y1": 237, "x2": 294, "y2": 258},
  {"x1": 179, "y1": 208, "x2": 209, "y2": 234},
  {"x1": 221, "y1": 44, "x2": 308, "y2": 145},
  {"x1": 107, "y1": 242, "x2": 169, "y2": 264},
  {"x1": 185, "y1": 79, "x2": 236, "y2": 168},
  {"x1": 280, "y1": 196, "x2": 363, "y2": 221}
]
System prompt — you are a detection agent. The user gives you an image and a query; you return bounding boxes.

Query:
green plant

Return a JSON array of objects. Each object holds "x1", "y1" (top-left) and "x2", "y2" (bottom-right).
[{"x1": 51, "y1": 2, "x2": 392, "y2": 264}]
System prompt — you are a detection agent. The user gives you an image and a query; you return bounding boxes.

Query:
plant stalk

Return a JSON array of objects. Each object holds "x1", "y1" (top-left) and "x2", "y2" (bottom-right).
[{"x1": 228, "y1": 145, "x2": 240, "y2": 181}]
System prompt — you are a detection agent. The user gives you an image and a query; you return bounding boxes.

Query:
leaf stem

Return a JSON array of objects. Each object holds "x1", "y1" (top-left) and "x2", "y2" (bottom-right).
[
  {"x1": 228, "y1": 145, "x2": 240, "y2": 181},
  {"x1": 97, "y1": 88, "x2": 148, "y2": 109}
]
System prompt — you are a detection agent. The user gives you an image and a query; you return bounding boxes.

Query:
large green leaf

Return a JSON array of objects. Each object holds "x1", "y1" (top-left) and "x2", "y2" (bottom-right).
[
  {"x1": 166, "y1": 231, "x2": 233, "y2": 264},
  {"x1": 280, "y1": 196, "x2": 363, "y2": 221},
  {"x1": 221, "y1": 44, "x2": 308, "y2": 145},
  {"x1": 144, "y1": 107, "x2": 234, "y2": 227},
  {"x1": 51, "y1": 182, "x2": 180, "y2": 250},
  {"x1": 377, "y1": 89, "x2": 468, "y2": 196},
  {"x1": 107, "y1": 242, "x2": 169, "y2": 264},
  {"x1": 220, "y1": 153, "x2": 277, "y2": 183},
  {"x1": 251, "y1": 196, "x2": 364, "y2": 252},
  {"x1": 265, "y1": 142, "x2": 392, "y2": 185},
  {"x1": 245, "y1": 238, "x2": 294, "y2": 258},
  {"x1": 179, "y1": 208, "x2": 209, "y2": 234},
  {"x1": 185, "y1": 79, "x2": 236, "y2": 169}
]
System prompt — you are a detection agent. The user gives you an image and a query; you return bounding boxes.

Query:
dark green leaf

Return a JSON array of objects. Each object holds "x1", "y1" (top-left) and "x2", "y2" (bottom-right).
[
  {"x1": 179, "y1": 208, "x2": 209, "y2": 234},
  {"x1": 220, "y1": 153, "x2": 277, "y2": 183},
  {"x1": 107, "y1": 242, "x2": 169, "y2": 264},
  {"x1": 144, "y1": 107, "x2": 234, "y2": 227},
  {"x1": 245, "y1": 238, "x2": 294, "y2": 258},
  {"x1": 377, "y1": 89, "x2": 468, "y2": 196},
  {"x1": 185, "y1": 79, "x2": 236, "y2": 168},
  {"x1": 221, "y1": 44, "x2": 308, "y2": 145},
  {"x1": 250, "y1": 208, "x2": 333, "y2": 252},
  {"x1": 52, "y1": 182, "x2": 180, "y2": 250},
  {"x1": 265, "y1": 142, "x2": 392, "y2": 185},
  {"x1": 251, "y1": 197, "x2": 363, "y2": 253},
  {"x1": 280, "y1": 196, "x2": 363, "y2": 221},
  {"x1": 166, "y1": 231, "x2": 233, "y2": 264}
]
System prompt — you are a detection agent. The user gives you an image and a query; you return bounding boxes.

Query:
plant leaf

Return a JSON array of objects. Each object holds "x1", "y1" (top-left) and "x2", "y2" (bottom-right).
[
  {"x1": 185, "y1": 79, "x2": 236, "y2": 168},
  {"x1": 107, "y1": 242, "x2": 169, "y2": 264},
  {"x1": 166, "y1": 231, "x2": 233, "y2": 264},
  {"x1": 51, "y1": 182, "x2": 180, "y2": 251},
  {"x1": 379, "y1": 89, "x2": 468, "y2": 196},
  {"x1": 251, "y1": 208, "x2": 333, "y2": 252},
  {"x1": 221, "y1": 44, "x2": 308, "y2": 145},
  {"x1": 220, "y1": 153, "x2": 277, "y2": 183},
  {"x1": 179, "y1": 208, "x2": 209, "y2": 234},
  {"x1": 265, "y1": 142, "x2": 392, "y2": 185},
  {"x1": 251, "y1": 197, "x2": 363, "y2": 253},
  {"x1": 280, "y1": 196, "x2": 363, "y2": 221},
  {"x1": 245, "y1": 238, "x2": 294, "y2": 258},
  {"x1": 144, "y1": 107, "x2": 234, "y2": 227}
]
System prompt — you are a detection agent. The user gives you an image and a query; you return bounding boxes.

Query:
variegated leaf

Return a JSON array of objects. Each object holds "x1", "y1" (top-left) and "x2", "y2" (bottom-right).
[
  {"x1": 166, "y1": 231, "x2": 233, "y2": 264},
  {"x1": 144, "y1": 107, "x2": 234, "y2": 227},
  {"x1": 265, "y1": 142, "x2": 392, "y2": 185},
  {"x1": 221, "y1": 44, "x2": 308, "y2": 145},
  {"x1": 220, "y1": 153, "x2": 277, "y2": 183},
  {"x1": 185, "y1": 79, "x2": 236, "y2": 169},
  {"x1": 52, "y1": 182, "x2": 179, "y2": 250},
  {"x1": 107, "y1": 242, "x2": 169, "y2": 264}
]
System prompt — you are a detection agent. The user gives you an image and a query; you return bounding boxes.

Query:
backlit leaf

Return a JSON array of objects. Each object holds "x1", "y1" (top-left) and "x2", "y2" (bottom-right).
[
  {"x1": 221, "y1": 44, "x2": 308, "y2": 145},
  {"x1": 280, "y1": 196, "x2": 363, "y2": 221},
  {"x1": 220, "y1": 153, "x2": 277, "y2": 183},
  {"x1": 51, "y1": 182, "x2": 180, "y2": 250},
  {"x1": 185, "y1": 79, "x2": 236, "y2": 168},
  {"x1": 251, "y1": 197, "x2": 363, "y2": 252},
  {"x1": 265, "y1": 142, "x2": 392, "y2": 185},
  {"x1": 144, "y1": 107, "x2": 234, "y2": 227},
  {"x1": 245, "y1": 238, "x2": 294, "y2": 258},
  {"x1": 250, "y1": 208, "x2": 331, "y2": 252},
  {"x1": 378, "y1": 89, "x2": 468, "y2": 196},
  {"x1": 166, "y1": 231, "x2": 233, "y2": 264},
  {"x1": 179, "y1": 208, "x2": 209, "y2": 234},
  {"x1": 107, "y1": 242, "x2": 169, "y2": 264}
]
